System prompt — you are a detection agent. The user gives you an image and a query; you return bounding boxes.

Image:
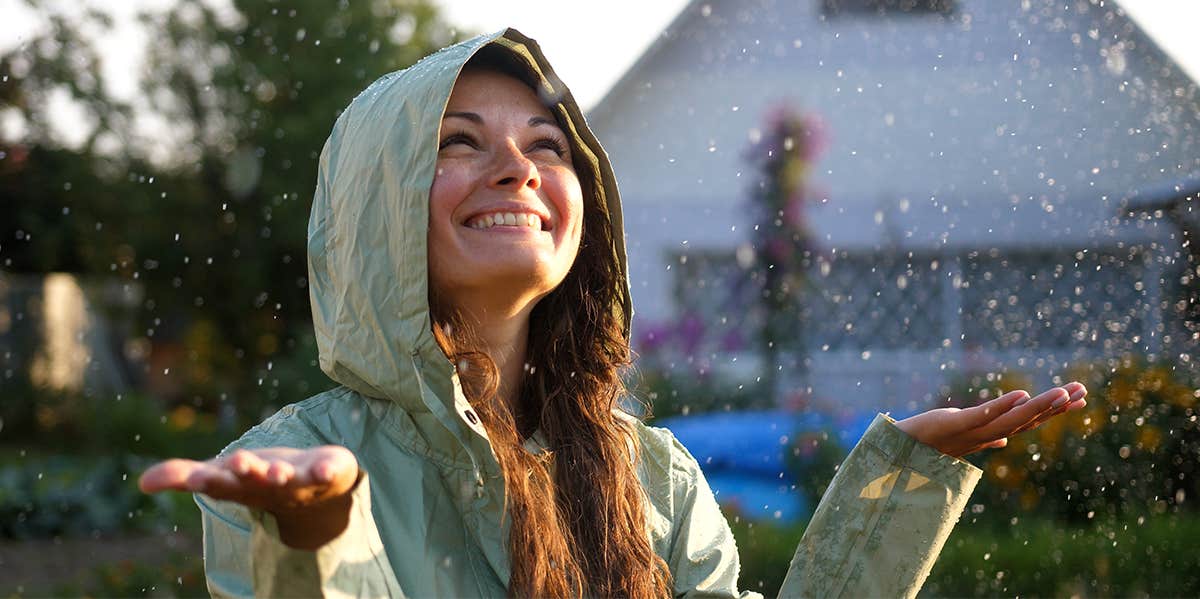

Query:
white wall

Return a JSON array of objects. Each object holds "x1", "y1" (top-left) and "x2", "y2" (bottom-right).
[{"x1": 590, "y1": 0, "x2": 1199, "y2": 325}]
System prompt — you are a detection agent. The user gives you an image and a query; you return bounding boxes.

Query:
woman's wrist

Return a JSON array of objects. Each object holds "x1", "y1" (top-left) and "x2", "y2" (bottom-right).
[{"x1": 271, "y1": 489, "x2": 355, "y2": 550}]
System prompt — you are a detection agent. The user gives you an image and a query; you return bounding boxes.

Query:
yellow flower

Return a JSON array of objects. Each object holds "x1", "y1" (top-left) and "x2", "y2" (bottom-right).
[
  {"x1": 1136, "y1": 425, "x2": 1163, "y2": 453},
  {"x1": 1035, "y1": 412, "x2": 1067, "y2": 460},
  {"x1": 1019, "y1": 487, "x2": 1041, "y2": 511},
  {"x1": 986, "y1": 455, "x2": 1027, "y2": 490},
  {"x1": 1072, "y1": 404, "x2": 1107, "y2": 437},
  {"x1": 1170, "y1": 387, "x2": 1197, "y2": 408},
  {"x1": 1106, "y1": 377, "x2": 1141, "y2": 409},
  {"x1": 1138, "y1": 366, "x2": 1171, "y2": 393},
  {"x1": 169, "y1": 405, "x2": 197, "y2": 430}
]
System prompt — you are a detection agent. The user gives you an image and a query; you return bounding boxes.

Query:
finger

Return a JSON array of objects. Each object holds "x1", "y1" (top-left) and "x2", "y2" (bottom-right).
[
  {"x1": 1018, "y1": 386, "x2": 1086, "y2": 431},
  {"x1": 978, "y1": 387, "x2": 1068, "y2": 439},
  {"x1": 1013, "y1": 399, "x2": 1072, "y2": 434},
  {"x1": 1063, "y1": 381, "x2": 1087, "y2": 400},
  {"x1": 184, "y1": 463, "x2": 242, "y2": 496},
  {"x1": 224, "y1": 449, "x2": 270, "y2": 481},
  {"x1": 309, "y1": 446, "x2": 359, "y2": 487},
  {"x1": 311, "y1": 458, "x2": 339, "y2": 484},
  {"x1": 957, "y1": 436, "x2": 1009, "y2": 458},
  {"x1": 266, "y1": 459, "x2": 296, "y2": 486},
  {"x1": 1011, "y1": 391, "x2": 1088, "y2": 435},
  {"x1": 961, "y1": 390, "x2": 1028, "y2": 428},
  {"x1": 139, "y1": 459, "x2": 204, "y2": 493}
]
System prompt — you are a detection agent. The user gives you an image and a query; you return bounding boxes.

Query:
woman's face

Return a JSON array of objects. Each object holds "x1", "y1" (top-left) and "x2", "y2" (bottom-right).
[{"x1": 428, "y1": 69, "x2": 583, "y2": 311}]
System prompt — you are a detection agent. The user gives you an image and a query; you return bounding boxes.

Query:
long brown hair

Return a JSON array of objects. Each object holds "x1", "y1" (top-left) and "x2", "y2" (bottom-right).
[{"x1": 429, "y1": 47, "x2": 672, "y2": 599}]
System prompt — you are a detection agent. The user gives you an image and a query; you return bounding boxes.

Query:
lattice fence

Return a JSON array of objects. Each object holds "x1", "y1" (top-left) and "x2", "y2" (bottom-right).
[{"x1": 669, "y1": 244, "x2": 1188, "y2": 361}]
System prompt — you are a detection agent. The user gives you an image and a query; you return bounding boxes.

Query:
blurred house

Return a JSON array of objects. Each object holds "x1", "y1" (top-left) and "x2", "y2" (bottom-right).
[
  {"x1": 590, "y1": 0, "x2": 1200, "y2": 411},
  {"x1": 0, "y1": 274, "x2": 136, "y2": 397}
]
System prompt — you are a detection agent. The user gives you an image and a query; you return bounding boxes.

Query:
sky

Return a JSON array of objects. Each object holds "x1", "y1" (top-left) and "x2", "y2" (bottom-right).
[
  {"x1": 0, "y1": 0, "x2": 1196, "y2": 137},
  {"x1": 438, "y1": 0, "x2": 1200, "y2": 111}
]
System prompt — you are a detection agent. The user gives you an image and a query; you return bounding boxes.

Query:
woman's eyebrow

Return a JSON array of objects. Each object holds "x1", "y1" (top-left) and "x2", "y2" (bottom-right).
[
  {"x1": 442, "y1": 112, "x2": 558, "y2": 130},
  {"x1": 528, "y1": 116, "x2": 559, "y2": 128},
  {"x1": 443, "y1": 111, "x2": 482, "y2": 123}
]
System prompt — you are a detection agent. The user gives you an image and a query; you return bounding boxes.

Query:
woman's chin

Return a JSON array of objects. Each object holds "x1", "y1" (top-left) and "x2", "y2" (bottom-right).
[{"x1": 437, "y1": 258, "x2": 568, "y2": 301}]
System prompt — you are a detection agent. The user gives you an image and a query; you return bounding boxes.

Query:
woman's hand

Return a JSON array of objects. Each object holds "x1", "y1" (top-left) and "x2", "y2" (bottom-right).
[
  {"x1": 894, "y1": 382, "x2": 1088, "y2": 458},
  {"x1": 138, "y1": 446, "x2": 360, "y2": 549}
]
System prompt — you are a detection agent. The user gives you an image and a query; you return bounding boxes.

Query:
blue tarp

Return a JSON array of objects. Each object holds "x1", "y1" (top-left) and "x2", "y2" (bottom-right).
[{"x1": 657, "y1": 409, "x2": 880, "y2": 522}]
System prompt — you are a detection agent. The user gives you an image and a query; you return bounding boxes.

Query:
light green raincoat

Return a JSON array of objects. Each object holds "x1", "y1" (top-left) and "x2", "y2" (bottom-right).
[{"x1": 196, "y1": 29, "x2": 982, "y2": 598}]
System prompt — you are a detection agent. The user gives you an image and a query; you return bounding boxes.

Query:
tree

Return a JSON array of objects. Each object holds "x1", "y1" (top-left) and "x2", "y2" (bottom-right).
[
  {"x1": 1, "y1": 0, "x2": 461, "y2": 425},
  {"x1": 743, "y1": 107, "x2": 826, "y2": 402}
]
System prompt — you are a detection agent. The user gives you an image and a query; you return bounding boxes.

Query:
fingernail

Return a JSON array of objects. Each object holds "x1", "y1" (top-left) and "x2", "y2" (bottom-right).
[
  {"x1": 1051, "y1": 393, "x2": 1070, "y2": 409},
  {"x1": 1013, "y1": 392, "x2": 1031, "y2": 406},
  {"x1": 315, "y1": 465, "x2": 333, "y2": 483},
  {"x1": 1070, "y1": 389, "x2": 1085, "y2": 402}
]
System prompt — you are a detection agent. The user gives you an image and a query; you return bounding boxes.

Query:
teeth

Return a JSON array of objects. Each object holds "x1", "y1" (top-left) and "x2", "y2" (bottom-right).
[{"x1": 468, "y1": 212, "x2": 545, "y2": 230}]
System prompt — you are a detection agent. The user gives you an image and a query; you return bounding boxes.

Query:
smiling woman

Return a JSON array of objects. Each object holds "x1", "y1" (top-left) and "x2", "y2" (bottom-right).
[{"x1": 138, "y1": 28, "x2": 1087, "y2": 598}]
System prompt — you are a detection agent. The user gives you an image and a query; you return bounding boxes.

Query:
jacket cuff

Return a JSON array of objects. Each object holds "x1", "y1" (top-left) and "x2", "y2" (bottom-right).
[
  {"x1": 866, "y1": 413, "x2": 982, "y2": 490},
  {"x1": 248, "y1": 471, "x2": 393, "y2": 597},
  {"x1": 776, "y1": 413, "x2": 982, "y2": 599}
]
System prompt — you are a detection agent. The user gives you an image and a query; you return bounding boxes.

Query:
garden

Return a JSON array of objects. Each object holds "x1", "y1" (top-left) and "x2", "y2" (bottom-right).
[{"x1": 4, "y1": 0, "x2": 1200, "y2": 596}]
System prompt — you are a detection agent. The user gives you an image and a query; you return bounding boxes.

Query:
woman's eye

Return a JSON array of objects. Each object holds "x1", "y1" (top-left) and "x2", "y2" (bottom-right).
[
  {"x1": 439, "y1": 133, "x2": 477, "y2": 151},
  {"x1": 529, "y1": 137, "x2": 567, "y2": 158}
]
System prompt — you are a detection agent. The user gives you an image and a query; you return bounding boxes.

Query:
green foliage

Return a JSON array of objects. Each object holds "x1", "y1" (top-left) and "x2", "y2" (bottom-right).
[
  {"x1": 634, "y1": 366, "x2": 772, "y2": 420},
  {"x1": 0, "y1": 452, "x2": 198, "y2": 540},
  {"x1": 783, "y1": 429, "x2": 844, "y2": 508},
  {"x1": 728, "y1": 516, "x2": 807, "y2": 596},
  {"x1": 2, "y1": 389, "x2": 233, "y2": 460},
  {"x1": 43, "y1": 550, "x2": 208, "y2": 598},
  {"x1": 82, "y1": 554, "x2": 207, "y2": 598},
  {"x1": 728, "y1": 513, "x2": 1200, "y2": 598},
  {"x1": 922, "y1": 514, "x2": 1200, "y2": 597},
  {"x1": 1, "y1": 1, "x2": 461, "y2": 426},
  {"x1": 972, "y1": 359, "x2": 1200, "y2": 522}
]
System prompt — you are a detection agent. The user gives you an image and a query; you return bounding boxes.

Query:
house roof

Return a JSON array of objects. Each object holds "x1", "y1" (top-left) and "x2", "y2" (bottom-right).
[{"x1": 590, "y1": 0, "x2": 1197, "y2": 121}]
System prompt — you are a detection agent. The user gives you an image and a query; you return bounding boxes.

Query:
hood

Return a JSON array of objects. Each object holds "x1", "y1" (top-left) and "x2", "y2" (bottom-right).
[{"x1": 306, "y1": 28, "x2": 631, "y2": 412}]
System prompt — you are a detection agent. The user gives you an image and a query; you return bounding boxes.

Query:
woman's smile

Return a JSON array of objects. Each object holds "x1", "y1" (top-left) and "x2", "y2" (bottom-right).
[{"x1": 428, "y1": 68, "x2": 583, "y2": 305}]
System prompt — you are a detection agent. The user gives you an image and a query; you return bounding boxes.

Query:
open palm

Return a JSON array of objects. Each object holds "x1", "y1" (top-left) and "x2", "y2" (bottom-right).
[{"x1": 896, "y1": 382, "x2": 1088, "y2": 457}]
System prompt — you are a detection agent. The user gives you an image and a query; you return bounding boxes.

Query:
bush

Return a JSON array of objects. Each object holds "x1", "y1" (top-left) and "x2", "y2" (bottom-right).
[
  {"x1": 783, "y1": 429, "x2": 844, "y2": 510},
  {"x1": 632, "y1": 367, "x2": 771, "y2": 420},
  {"x1": 0, "y1": 452, "x2": 198, "y2": 540},
  {"x1": 974, "y1": 359, "x2": 1199, "y2": 522},
  {"x1": 924, "y1": 513, "x2": 1200, "y2": 597},
  {"x1": 728, "y1": 514, "x2": 806, "y2": 596},
  {"x1": 728, "y1": 512, "x2": 1200, "y2": 598},
  {"x1": 3, "y1": 389, "x2": 234, "y2": 460}
]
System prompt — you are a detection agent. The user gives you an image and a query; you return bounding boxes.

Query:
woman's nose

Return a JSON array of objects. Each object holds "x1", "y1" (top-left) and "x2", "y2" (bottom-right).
[{"x1": 489, "y1": 141, "x2": 540, "y2": 191}]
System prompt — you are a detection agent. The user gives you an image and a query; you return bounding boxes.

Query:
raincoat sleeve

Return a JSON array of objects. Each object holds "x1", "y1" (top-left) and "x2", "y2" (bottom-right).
[
  {"x1": 666, "y1": 413, "x2": 980, "y2": 599},
  {"x1": 663, "y1": 433, "x2": 763, "y2": 599},
  {"x1": 777, "y1": 412, "x2": 982, "y2": 598},
  {"x1": 195, "y1": 471, "x2": 405, "y2": 598}
]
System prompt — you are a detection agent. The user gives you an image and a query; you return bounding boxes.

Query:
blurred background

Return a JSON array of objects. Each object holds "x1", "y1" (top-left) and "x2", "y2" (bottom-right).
[{"x1": 1, "y1": 0, "x2": 1198, "y2": 596}]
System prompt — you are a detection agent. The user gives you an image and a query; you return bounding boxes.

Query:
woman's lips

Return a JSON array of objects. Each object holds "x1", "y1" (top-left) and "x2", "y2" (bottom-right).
[{"x1": 465, "y1": 211, "x2": 547, "y2": 231}]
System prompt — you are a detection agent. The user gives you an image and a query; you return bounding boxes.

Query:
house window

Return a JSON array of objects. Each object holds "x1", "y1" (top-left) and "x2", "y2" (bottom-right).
[
  {"x1": 806, "y1": 252, "x2": 944, "y2": 351},
  {"x1": 821, "y1": 0, "x2": 955, "y2": 17},
  {"x1": 671, "y1": 246, "x2": 1160, "y2": 357},
  {"x1": 670, "y1": 249, "x2": 945, "y2": 353},
  {"x1": 959, "y1": 249, "x2": 1150, "y2": 352}
]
